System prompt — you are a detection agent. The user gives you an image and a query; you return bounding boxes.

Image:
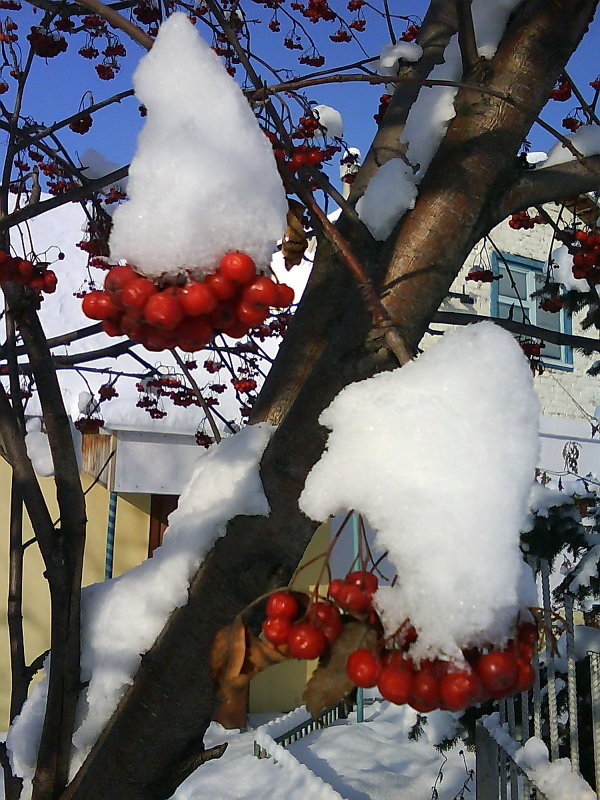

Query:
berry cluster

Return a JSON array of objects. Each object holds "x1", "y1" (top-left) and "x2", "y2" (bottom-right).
[
  {"x1": 0, "y1": 250, "x2": 57, "y2": 294},
  {"x1": 374, "y1": 93, "x2": 391, "y2": 125},
  {"x1": 563, "y1": 116, "x2": 583, "y2": 132},
  {"x1": 571, "y1": 229, "x2": 600, "y2": 283},
  {"x1": 263, "y1": 570, "x2": 537, "y2": 715},
  {"x1": 262, "y1": 591, "x2": 344, "y2": 657},
  {"x1": 466, "y1": 268, "x2": 500, "y2": 283},
  {"x1": 81, "y1": 252, "x2": 295, "y2": 352},
  {"x1": 346, "y1": 620, "x2": 536, "y2": 713},
  {"x1": 508, "y1": 210, "x2": 543, "y2": 230},
  {"x1": 539, "y1": 295, "x2": 563, "y2": 313},
  {"x1": 69, "y1": 113, "x2": 93, "y2": 134},
  {"x1": 551, "y1": 78, "x2": 571, "y2": 102},
  {"x1": 27, "y1": 27, "x2": 67, "y2": 58}
]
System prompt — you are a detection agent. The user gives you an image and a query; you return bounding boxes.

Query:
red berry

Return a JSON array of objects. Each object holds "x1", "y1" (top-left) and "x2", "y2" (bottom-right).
[
  {"x1": 173, "y1": 317, "x2": 213, "y2": 351},
  {"x1": 178, "y1": 281, "x2": 217, "y2": 316},
  {"x1": 477, "y1": 649, "x2": 518, "y2": 693},
  {"x1": 102, "y1": 319, "x2": 122, "y2": 337},
  {"x1": 327, "y1": 578, "x2": 345, "y2": 600},
  {"x1": 410, "y1": 670, "x2": 440, "y2": 712},
  {"x1": 346, "y1": 649, "x2": 380, "y2": 688},
  {"x1": 319, "y1": 616, "x2": 344, "y2": 644},
  {"x1": 120, "y1": 277, "x2": 158, "y2": 312},
  {"x1": 274, "y1": 283, "x2": 295, "y2": 308},
  {"x1": 205, "y1": 272, "x2": 237, "y2": 300},
  {"x1": 377, "y1": 665, "x2": 414, "y2": 705},
  {"x1": 337, "y1": 583, "x2": 370, "y2": 614},
  {"x1": 439, "y1": 668, "x2": 480, "y2": 712},
  {"x1": 307, "y1": 602, "x2": 341, "y2": 627},
  {"x1": 266, "y1": 591, "x2": 299, "y2": 619},
  {"x1": 242, "y1": 276, "x2": 280, "y2": 308},
  {"x1": 287, "y1": 623, "x2": 328, "y2": 659},
  {"x1": 82, "y1": 290, "x2": 120, "y2": 321},
  {"x1": 144, "y1": 290, "x2": 184, "y2": 331},
  {"x1": 345, "y1": 571, "x2": 378, "y2": 595},
  {"x1": 262, "y1": 615, "x2": 293, "y2": 646},
  {"x1": 515, "y1": 658, "x2": 535, "y2": 692},
  {"x1": 218, "y1": 252, "x2": 257, "y2": 285},
  {"x1": 236, "y1": 300, "x2": 269, "y2": 327},
  {"x1": 104, "y1": 264, "x2": 137, "y2": 295},
  {"x1": 42, "y1": 270, "x2": 58, "y2": 293}
]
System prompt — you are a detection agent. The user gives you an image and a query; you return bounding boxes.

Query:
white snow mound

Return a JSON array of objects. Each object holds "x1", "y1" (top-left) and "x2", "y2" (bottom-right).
[
  {"x1": 109, "y1": 13, "x2": 287, "y2": 278},
  {"x1": 300, "y1": 323, "x2": 539, "y2": 663}
]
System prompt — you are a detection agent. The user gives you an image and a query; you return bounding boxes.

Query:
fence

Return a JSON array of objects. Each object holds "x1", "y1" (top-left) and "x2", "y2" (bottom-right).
[{"x1": 476, "y1": 559, "x2": 600, "y2": 800}]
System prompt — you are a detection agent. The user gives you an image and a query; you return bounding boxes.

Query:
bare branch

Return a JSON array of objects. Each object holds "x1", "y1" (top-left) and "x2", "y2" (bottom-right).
[
  {"x1": 456, "y1": 0, "x2": 478, "y2": 75},
  {"x1": 433, "y1": 310, "x2": 600, "y2": 353}
]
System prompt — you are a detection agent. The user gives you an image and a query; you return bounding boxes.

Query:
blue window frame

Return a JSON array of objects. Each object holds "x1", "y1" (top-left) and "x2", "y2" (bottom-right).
[{"x1": 490, "y1": 252, "x2": 573, "y2": 370}]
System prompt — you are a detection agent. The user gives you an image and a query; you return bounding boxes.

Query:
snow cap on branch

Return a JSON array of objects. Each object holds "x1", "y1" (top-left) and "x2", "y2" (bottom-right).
[
  {"x1": 300, "y1": 323, "x2": 539, "y2": 664},
  {"x1": 109, "y1": 12, "x2": 287, "y2": 279}
]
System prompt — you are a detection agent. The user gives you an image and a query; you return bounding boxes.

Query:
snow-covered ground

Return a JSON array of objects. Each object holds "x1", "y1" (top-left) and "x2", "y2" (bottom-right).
[{"x1": 172, "y1": 702, "x2": 475, "y2": 800}]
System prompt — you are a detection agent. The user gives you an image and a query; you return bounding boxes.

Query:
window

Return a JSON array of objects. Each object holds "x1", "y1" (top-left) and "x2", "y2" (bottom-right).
[{"x1": 490, "y1": 252, "x2": 573, "y2": 369}]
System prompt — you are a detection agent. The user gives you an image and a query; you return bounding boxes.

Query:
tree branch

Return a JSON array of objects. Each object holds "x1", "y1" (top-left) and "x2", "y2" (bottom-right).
[
  {"x1": 494, "y1": 155, "x2": 600, "y2": 223},
  {"x1": 0, "y1": 166, "x2": 129, "y2": 232},
  {"x1": 456, "y1": 0, "x2": 479, "y2": 75},
  {"x1": 432, "y1": 310, "x2": 600, "y2": 353},
  {"x1": 71, "y1": 0, "x2": 153, "y2": 50}
]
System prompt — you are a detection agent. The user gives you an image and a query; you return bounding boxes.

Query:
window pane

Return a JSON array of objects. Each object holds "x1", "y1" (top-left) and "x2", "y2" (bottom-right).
[
  {"x1": 498, "y1": 300, "x2": 532, "y2": 324},
  {"x1": 541, "y1": 340, "x2": 562, "y2": 360},
  {"x1": 498, "y1": 267, "x2": 528, "y2": 300}
]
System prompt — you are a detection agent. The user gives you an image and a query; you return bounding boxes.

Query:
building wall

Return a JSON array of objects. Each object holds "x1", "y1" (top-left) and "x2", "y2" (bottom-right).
[
  {"x1": 0, "y1": 460, "x2": 149, "y2": 729},
  {"x1": 438, "y1": 206, "x2": 600, "y2": 423}
]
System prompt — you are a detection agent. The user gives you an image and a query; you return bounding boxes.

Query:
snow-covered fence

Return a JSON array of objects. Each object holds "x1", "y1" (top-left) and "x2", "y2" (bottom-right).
[
  {"x1": 253, "y1": 701, "x2": 350, "y2": 758},
  {"x1": 476, "y1": 561, "x2": 599, "y2": 800},
  {"x1": 253, "y1": 705, "x2": 348, "y2": 800}
]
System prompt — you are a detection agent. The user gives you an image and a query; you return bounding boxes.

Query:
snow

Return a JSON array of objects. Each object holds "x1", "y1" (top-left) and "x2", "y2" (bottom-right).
[
  {"x1": 6, "y1": 423, "x2": 274, "y2": 791},
  {"x1": 312, "y1": 105, "x2": 344, "y2": 139},
  {"x1": 80, "y1": 148, "x2": 127, "y2": 193},
  {"x1": 171, "y1": 702, "x2": 474, "y2": 800},
  {"x1": 300, "y1": 323, "x2": 539, "y2": 664},
  {"x1": 542, "y1": 125, "x2": 600, "y2": 169},
  {"x1": 24, "y1": 425, "x2": 53, "y2": 477},
  {"x1": 360, "y1": 0, "x2": 521, "y2": 237},
  {"x1": 108, "y1": 13, "x2": 287, "y2": 279},
  {"x1": 483, "y1": 713, "x2": 596, "y2": 800},
  {"x1": 521, "y1": 480, "x2": 574, "y2": 533},
  {"x1": 552, "y1": 244, "x2": 589, "y2": 292},
  {"x1": 355, "y1": 158, "x2": 417, "y2": 240},
  {"x1": 374, "y1": 41, "x2": 423, "y2": 75}
]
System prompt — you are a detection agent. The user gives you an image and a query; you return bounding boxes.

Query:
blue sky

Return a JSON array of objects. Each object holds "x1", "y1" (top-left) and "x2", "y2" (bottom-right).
[{"x1": 9, "y1": 2, "x2": 600, "y2": 184}]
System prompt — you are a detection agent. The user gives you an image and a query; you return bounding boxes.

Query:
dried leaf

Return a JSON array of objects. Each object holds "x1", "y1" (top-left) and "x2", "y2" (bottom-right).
[
  {"x1": 282, "y1": 199, "x2": 308, "y2": 269},
  {"x1": 303, "y1": 621, "x2": 378, "y2": 719},
  {"x1": 210, "y1": 618, "x2": 290, "y2": 729}
]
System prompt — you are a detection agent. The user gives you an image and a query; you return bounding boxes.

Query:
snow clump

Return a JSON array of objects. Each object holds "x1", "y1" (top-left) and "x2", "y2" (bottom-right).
[
  {"x1": 109, "y1": 12, "x2": 287, "y2": 279},
  {"x1": 542, "y1": 125, "x2": 600, "y2": 169},
  {"x1": 300, "y1": 323, "x2": 539, "y2": 664}
]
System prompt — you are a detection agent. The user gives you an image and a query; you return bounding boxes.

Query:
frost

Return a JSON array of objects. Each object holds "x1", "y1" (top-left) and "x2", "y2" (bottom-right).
[
  {"x1": 109, "y1": 13, "x2": 287, "y2": 279},
  {"x1": 300, "y1": 323, "x2": 539, "y2": 663}
]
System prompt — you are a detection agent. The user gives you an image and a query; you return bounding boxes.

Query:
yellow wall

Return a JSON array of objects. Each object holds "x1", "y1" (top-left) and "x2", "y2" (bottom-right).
[
  {"x1": 249, "y1": 520, "x2": 331, "y2": 714},
  {"x1": 0, "y1": 460, "x2": 150, "y2": 729}
]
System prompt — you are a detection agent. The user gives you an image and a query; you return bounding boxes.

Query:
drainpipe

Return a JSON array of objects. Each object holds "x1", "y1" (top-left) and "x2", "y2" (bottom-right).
[
  {"x1": 105, "y1": 491, "x2": 117, "y2": 580},
  {"x1": 352, "y1": 511, "x2": 364, "y2": 723}
]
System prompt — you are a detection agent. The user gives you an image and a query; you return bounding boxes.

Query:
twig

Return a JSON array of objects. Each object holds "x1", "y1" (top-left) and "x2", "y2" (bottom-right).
[
  {"x1": 170, "y1": 349, "x2": 222, "y2": 443},
  {"x1": 71, "y1": 0, "x2": 153, "y2": 50}
]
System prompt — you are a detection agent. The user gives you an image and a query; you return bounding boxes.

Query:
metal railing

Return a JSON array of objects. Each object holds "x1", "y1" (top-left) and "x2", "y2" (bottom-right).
[
  {"x1": 253, "y1": 700, "x2": 351, "y2": 758},
  {"x1": 476, "y1": 559, "x2": 599, "y2": 799}
]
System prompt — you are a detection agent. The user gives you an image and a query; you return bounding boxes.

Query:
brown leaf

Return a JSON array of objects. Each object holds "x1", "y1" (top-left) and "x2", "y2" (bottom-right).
[
  {"x1": 303, "y1": 621, "x2": 378, "y2": 719},
  {"x1": 282, "y1": 199, "x2": 308, "y2": 269},
  {"x1": 210, "y1": 619, "x2": 291, "y2": 729}
]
